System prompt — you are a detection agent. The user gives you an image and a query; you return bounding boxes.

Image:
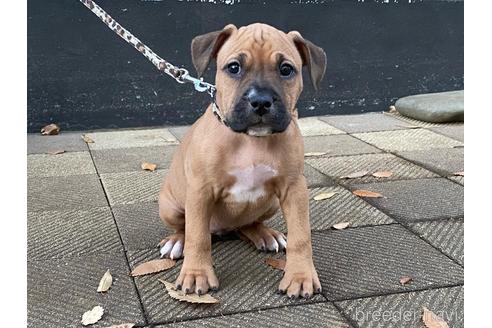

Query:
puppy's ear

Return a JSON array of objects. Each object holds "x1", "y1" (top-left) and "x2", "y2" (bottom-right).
[
  {"x1": 288, "y1": 31, "x2": 327, "y2": 91},
  {"x1": 191, "y1": 24, "x2": 237, "y2": 77}
]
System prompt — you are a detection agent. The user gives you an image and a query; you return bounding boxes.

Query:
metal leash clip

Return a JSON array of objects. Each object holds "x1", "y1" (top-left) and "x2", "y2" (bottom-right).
[{"x1": 176, "y1": 68, "x2": 216, "y2": 97}]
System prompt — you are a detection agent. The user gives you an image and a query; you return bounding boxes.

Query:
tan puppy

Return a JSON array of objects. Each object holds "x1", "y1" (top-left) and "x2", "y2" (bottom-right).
[{"x1": 158, "y1": 23, "x2": 327, "y2": 298}]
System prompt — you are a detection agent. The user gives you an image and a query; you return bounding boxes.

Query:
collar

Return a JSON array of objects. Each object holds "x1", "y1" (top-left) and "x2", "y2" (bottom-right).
[{"x1": 211, "y1": 101, "x2": 229, "y2": 127}]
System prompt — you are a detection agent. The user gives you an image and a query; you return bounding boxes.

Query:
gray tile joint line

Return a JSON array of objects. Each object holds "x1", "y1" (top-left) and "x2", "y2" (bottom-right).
[
  {"x1": 84, "y1": 142, "x2": 150, "y2": 326},
  {"x1": 332, "y1": 301, "x2": 362, "y2": 328}
]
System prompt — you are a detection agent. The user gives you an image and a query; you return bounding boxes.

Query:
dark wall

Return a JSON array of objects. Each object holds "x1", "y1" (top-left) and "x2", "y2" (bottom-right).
[{"x1": 27, "y1": 0, "x2": 463, "y2": 132}]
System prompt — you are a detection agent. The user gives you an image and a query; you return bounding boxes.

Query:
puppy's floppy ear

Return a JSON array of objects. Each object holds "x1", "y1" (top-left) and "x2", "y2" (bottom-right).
[
  {"x1": 288, "y1": 31, "x2": 327, "y2": 91},
  {"x1": 191, "y1": 24, "x2": 237, "y2": 77}
]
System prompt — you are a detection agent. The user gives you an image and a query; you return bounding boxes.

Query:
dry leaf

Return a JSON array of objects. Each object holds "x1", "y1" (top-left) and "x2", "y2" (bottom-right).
[
  {"x1": 131, "y1": 259, "x2": 176, "y2": 276},
  {"x1": 352, "y1": 189, "x2": 383, "y2": 198},
  {"x1": 422, "y1": 307, "x2": 449, "y2": 328},
  {"x1": 372, "y1": 171, "x2": 393, "y2": 178},
  {"x1": 104, "y1": 324, "x2": 135, "y2": 328},
  {"x1": 313, "y1": 192, "x2": 337, "y2": 201},
  {"x1": 399, "y1": 276, "x2": 412, "y2": 285},
  {"x1": 264, "y1": 258, "x2": 286, "y2": 270},
  {"x1": 453, "y1": 171, "x2": 464, "y2": 176},
  {"x1": 397, "y1": 125, "x2": 421, "y2": 129},
  {"x1": 388, "y1": 105, "x2": 397, "y2": 113},
  {"x1": 47, "y1": 150, "x2": 65, "y2": 155},
  {"x1": 81, "y1": 305, "x2": 104, "y2": 326},
  {"x1": 332, "y1": 222, "x2": 350, "y2": 230},
  {"x1": 97, "y1": 270, "x2": 112, "y2": 293},
  {"x1": 340, "y1": 170, "x2": 369, "y2": 179},
  {"x1": 159, "y1": 279, "x2": 219, "y2": 304},
  {"x1": 81, "y1": 134, "x2": 94, "y2": 143},
  {"x1": 40, "y1": 123, "x2": 60, "y2": 135},
  {"x1": 304, "y1": 152, "x2": 328, "y2": 157},
  {"x1": 141, "y1": 162, "x2": 157, "y2": 172}
]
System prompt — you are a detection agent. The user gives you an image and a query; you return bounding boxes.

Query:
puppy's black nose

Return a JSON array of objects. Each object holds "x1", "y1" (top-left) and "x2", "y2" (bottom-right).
[{"x1": 247, "y1": 88, "x2": 274, "y2": 116}]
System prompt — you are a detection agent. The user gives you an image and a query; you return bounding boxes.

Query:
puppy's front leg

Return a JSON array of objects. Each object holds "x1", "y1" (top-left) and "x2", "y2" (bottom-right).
[
  {"x1": 278, "y1": 176, "x2": 321, "y2": 299},
  {"x1": 175, "y1": 185, "x2": 219, "y2": 295}
]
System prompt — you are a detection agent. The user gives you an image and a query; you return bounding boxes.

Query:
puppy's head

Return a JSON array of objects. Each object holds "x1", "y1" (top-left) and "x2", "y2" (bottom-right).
[{"x1": 191, "y1": 23, "x2": 327, "y2": 136}]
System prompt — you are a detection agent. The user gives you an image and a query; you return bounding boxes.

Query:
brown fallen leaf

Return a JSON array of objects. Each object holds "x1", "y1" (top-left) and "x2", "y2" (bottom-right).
[
  {"x1": 264, "y1": 257, "x2": 286, "y2": 270},
  {"x1": 159, "y1": 279, "x2": 219, "y2": 304},
  {"x1": 304, "y1": 152, "x2": 328, "y2": 157},
  {"x1": 313, "y1": 192, "x2": 337, "y2": 201},
  {"x1": 131, "y1": 259, "x2": 176, "y2": 276},
  {"x1": 97, "y1": 270, "x2": 112, "y2": 293},
  {"x1": 372, "y1": 171, "x2": 393, "y2": 178},
  {"x1": 40, "y1": 123, "x2": 60, "y2": 135},
  {"x1": 81, "y1": 305, "x2": 104, "y2": 326},
  {"x1": 81, "y1": 134, "x2": 95, "y2": 143},
  {"x1": 141, "y1": 162, "x2": 157, "y2": 172},
  {"x1": 104, "y1": 324, "x2": 135, "y2": 328},
  {"x1": 388, "y1": 105, "x2": 397, "y2": 113},
  {"x1": 399, "y1": 276, "x2": 413, "y2": 285},
  {"x1": 422, "y1": 307, "x2": 449, "y2": 328},
  {"x1": 453, "y1": 171, "x2": 464, "y2": 176},
  {"x1": 340, "y1": 170, "x2": 370, "y2": 179},
  {"x1": 352, "y1": 189, "x2": 383, "y2": 198},
  {"x1": 47, "y1": 150, "x2": 66, "y2": 155},
  {"x1": 332, "y1": 222, "x2": 350, "y2": 230}
]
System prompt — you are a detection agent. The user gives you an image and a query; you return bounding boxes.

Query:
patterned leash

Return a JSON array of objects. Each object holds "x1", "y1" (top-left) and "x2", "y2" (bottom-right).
[{"x1": 78, "y1": 0, "x2": 216, "y2": 97}]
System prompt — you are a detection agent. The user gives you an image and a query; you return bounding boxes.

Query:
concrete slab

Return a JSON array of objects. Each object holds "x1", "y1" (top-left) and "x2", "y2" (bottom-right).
[
  {"x1": 304, "y1": 163, "x2": 335, "y2": 188},
  {"x1": 100, "y1": 170, "x2": 167, "y2": 205},
  {"x1": 429, "y1": 125, "x2": 464, "y2": 142},
  {"x1": 168, "y1": 126, "x2": 191, "y2": 142},
  {"x1": 86, "y1": 128, "x2": 178, "y2": 150},
  {"x1": 27, "y1": 132, "x2": 88, "y2": 154},
  {"x1": 312, "y1": 225, "x2": 464, "y2": 301},
  {"x1": 91, "y1": 145, "x2": 177, "y2": 173},
  {"x1": 319, "y1": 112, "x2": 408, "y2": 133},
  {"x1": 448, "y1": 175, "x2": 464, "y2": 185},
  {"x1": 397, "y1": 148, "x2": 463, "y2": 176},
  {"x1": 350, "y1": 178, "x2": 463, "y2": 222},
  {"x1": 297, "y1": 117, "x2": 345, "y2": 136},
  {"x1": 385, "y1": 112, "x2": 463, "y2": 128},
  {"x1": 337, "y1": 286, "x2": 463, "y2": 328},
  {"x1": 27, "y1": 174, "x2": 107, "y2": 212},
  {"x1": 28, "y1": 207, "x2": 121, "y2": 260},
  {"x1": 353, "y1": 129, "x2": 463, "y2": 152},
  {"x1": 306, "y1": 153, "x2": 438, "y2": 185},
  {"x1": 303, "y1": 134, "x2": 381, "y2": 157},
  {"x1": 27, "y1": 151, "x2": 96, "y2": 178},
  {"x1": 27, "y1": 252, "x2": 145, "y2": 328},
  {"x1": 408, "y1": 218, "x2": 464, "y2": 265}
]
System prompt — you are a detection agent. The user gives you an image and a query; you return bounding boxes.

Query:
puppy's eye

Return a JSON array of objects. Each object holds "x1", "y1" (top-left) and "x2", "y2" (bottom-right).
[
  {"x1": 227, "y1": 62, "x2": 241, "y2": 75},
  {"x1": 279, "y1": 63, "x2": 295, "y2": 77}
]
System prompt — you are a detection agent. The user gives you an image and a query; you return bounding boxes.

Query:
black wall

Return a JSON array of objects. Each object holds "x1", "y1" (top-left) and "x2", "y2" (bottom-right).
[{"x1": 27, "y1": 0, "x2": 463, "y2": 132}]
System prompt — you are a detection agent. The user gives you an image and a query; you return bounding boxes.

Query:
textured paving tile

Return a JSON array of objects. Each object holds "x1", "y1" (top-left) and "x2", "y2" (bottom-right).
[
  {"x1": 27, "y1": 251, "x2": 145, "y2": 328},
  {"x1": 267, "y1": 186, "x2": 394, "y2": 233},
  {"x1": 129, "y1": 241, "x2": 324, "y2": 323},
  {"x1": 297, "y1": 117, "x2": 345, "y2": 136},
  {"x1": 312, "y1": 225, "x2": 464, "y2": 301},
  {"x1": 429, "y1": 125, "x2": 464, "y2": 142},
  {"x1": 27, "y1": 174, "x2": 107, "y2": 212},
  {"x1": 304, "y1": 163, "x2": 335, "y2": 188},
  {"x1": 160, "y1": 303, "x2": 350, "y2": 327},
  {"x1": 385, "y1": 112, "x2": 463, "y2": 128},
  {"x1": 350, "y1": 178, "x2": 463, "y2": 222},
  {"x1": 397, "y1": 148, "x2": 463, "y2": 176},
  {"x1": 408, "y1": 218, "x2": 464, "y2": 265},
  {"x1": 337, "y1": 286, "x2": 463, "y2": 328},
  {"x1": 112, "y1": 202, "x2": 171, "y2": 251},
  {"x1": 91, "y1": 145, "x2": 177, "y2": 173},
  {"x1": 306, "y1": 153, "x2": 438, "y2": 185},
  {"x1": 86, "y1": 128, "x2": 178, "y2": 150},
  {"x1": 27, "y1": 133, "x2": 88, "y2": 154},
  {"x1": 319, "y1": 112, "x2": 408, "y2": 133},
  {"x1": 27, "y1": 151, "x2": 96, "y2": 178},
  {"x1": 101, "y1": 169, "x2": 168, "y2": 205},
  {"x1": 303, "y1": 135, "x2": 381, "y2": 157},
  {"x1": 168, "y1": 126, "x2": 191, "y2": 141},
  {"x1": 28, "y1": 207, "x2": 121, "y2": 260},
  {"x1": 352, "y1": 129, "x2": 463, "y2": 152},
  {"x1": 448, "y1": 175, "x2": 464, "y2": 185}
]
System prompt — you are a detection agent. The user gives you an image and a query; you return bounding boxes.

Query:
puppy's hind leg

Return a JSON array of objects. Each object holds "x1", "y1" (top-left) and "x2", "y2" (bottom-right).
[
  {"x1": 158, "y1": 196, "x2": 185, "y2": 259},
  {"x1": 239, "y1": 210, "x2": 287, "y2": 252}
]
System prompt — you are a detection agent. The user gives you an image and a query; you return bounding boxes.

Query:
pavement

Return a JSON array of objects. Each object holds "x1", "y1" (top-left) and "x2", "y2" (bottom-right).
[{"x1": 27, "y1": 111, "x2": 464, "y2": 328}]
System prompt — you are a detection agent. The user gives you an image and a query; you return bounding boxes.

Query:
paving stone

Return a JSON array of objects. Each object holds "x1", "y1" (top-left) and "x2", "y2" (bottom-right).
[
  {"x1": 408, "y1": 218, "x2": 464, "y2": 265},
  {"x1": 91, "y1": 145, "x2": 178, "y2": 173},
  {"x1": 350, "y1": 178, "x2": 463, "y2": 222},
  {"x1": 27, "y1": 174, "x2": 107, "y2": 212},
  {"x1": 160, "y1": 302, "x2": 350, "y2": 327},
  {"x1": 101, "y1": 169, "x2": 168, "y2": 205},
  {"x1": 353, "y1": 129, "x2": 463, "y2": 152},
  {"x1": 337, "y1": 286, "x2": 463, "y2": 328},
  {"x1": 297, "y1": 117, "x2": 345, "y2": 136},
  {"x1": 311, "y1": 225, "x2": 464, "y2": 301},
  {"x1": 303, "y1": 135, "x2": 381, "y2": 157},
  {"x1": 448, "y1": 175, "x2": 464, "y2": 185},
  {"x1": 304, "y1": 163, "x2": 335, "y2": 188},
  {"x1": 267, "y1": 186, "x2": 394, "y2": 233},
  {"x1": 85, "y1": 128, "x2": 178, "y2": 150},
  {"x1": 306, "y1": 153, "x2": 438, "y2": 185},
  {"x1": 168, "y1": 125, "x2": 191, "y2": 141},
  {"x1": 28, "y1": 207, "x2": 121, "y2": 260},
  {"x1": 27, "y1": 133, "x2": 88, "y2": 154},
  {"x1": 27, "y1": 151, "x2": 96, "y2": 178},
  {"x1": 129, "y1": 241, "x2": 324, "y2": 323},
  {"x1": 385, "y1": 112, "x2": 463, "y2": 128},
  {"x1": 429, "y1": 125, "x2": 464, "y2": 142},
  {"x1": 397, "y1": 148, "x2": 463, "y2": 176},
  {"x1": 27, "y1": 251, "x2": 145, "y2": 328},
  {"x1": 319, "y1": 112, "x2": 408, "y2": 133}
]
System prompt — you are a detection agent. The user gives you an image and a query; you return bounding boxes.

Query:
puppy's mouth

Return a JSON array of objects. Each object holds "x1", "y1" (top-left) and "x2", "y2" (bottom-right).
[{"x1": 246, "y1": 123, "x2": 273, "y2": 137}]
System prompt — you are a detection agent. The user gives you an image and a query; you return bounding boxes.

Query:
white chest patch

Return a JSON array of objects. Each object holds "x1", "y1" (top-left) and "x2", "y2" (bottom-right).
[{"x1": 228, "y1": 164, "x2": 277, "y2": 203}]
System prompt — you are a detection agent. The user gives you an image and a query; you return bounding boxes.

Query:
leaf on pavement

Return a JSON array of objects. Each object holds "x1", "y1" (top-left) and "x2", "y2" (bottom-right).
[
  {"x1": 304, "y1": 152, "x2": 328, "y2": 157},
  {"x1": 158, "y1": 279, "x2": 219, "y2": 304},
  {"x1": 81, "y1": 305, "x2": 104, "y2": 326},
  {"x1": 81, "y1": 134, "x2": 95, "y2": 143},
  {"x1": 399, "y1": 276, "x2": 413, "y2": 285},
  {"x1": 47, "y1": 150, "x2": 66, "y2": 155},
  {"x1": 104, "y1": 324, "x2": 135, "y2": 328},
  {"x1": 388, "y1": 105, "x2": 397, "y2": 113},
  {"x1": 141, "y1": 162, "x2": 157, "y2": 172},
  {"x1": 352, "y1": 189, "x2": 383, "y2": 198},
  {"x1": 453, "y1": 171, "x2": 464, "y2": 176},
  {"x1": 340, "y1": 170, "x2": 369, "y2": 179},
  {"x1": 40, "y1": 123, "x2": 60, "y2": 135},
  {"x1": 131, "y1": 259, "x2": 176, "y2": 276},
  {"x1": 97, "y1": 270, "x2": 112, "y2": 293},
  {"x1": 422, "y1": 307, "x2": 449, "y2": 328},
  {"x1": 332, "y1": 222, "x2": 350, "y2": 230},
  {"x1": 372, "y1": 171, "x2": 393, "y2": 178},
  {"x1": 313, "y1": 192, "x2": 337, "y2": 201},
  {"x1": 264, "y1": 257, "x2": 286, "y2": 270}
]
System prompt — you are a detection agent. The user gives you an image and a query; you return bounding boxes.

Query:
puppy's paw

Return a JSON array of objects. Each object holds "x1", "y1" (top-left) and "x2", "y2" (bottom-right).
[
  {"x1": 278, "y1": 263, "x2": 321, "y2": 299},
  {"x1": 158, "y1": 233, "x2": 185, "y2": 259},
  {"x1": 175, "y1": 263, "x2": 219, "y2": 295},
  {"x1": 239, "y1": 223, "x2": 287, "y2": 252}
]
